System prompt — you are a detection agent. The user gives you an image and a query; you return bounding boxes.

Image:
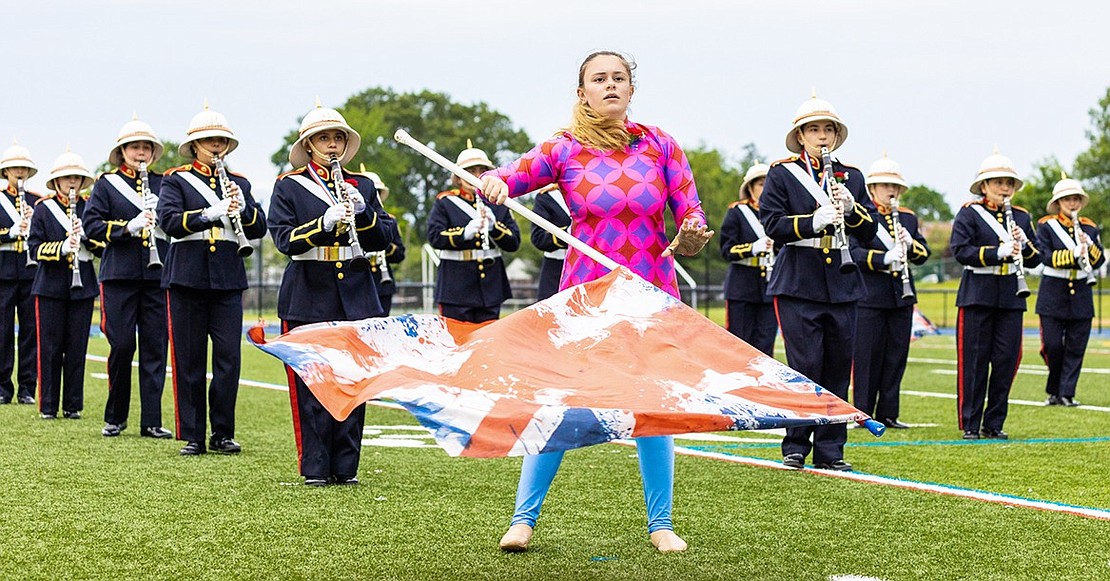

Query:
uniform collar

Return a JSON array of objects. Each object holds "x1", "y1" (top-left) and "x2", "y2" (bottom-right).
[
  {"x1": 456, "y1": 188, "x2": 475, "y2": 202},
  {"x1": 1056, "y1": 212, "x2": 1075, "y2": 227},
  {"x1": 742, "y1": 198, "x2": 759, "y2": 211},
  {"x1": 4, "y1": 184, "x2": 15, "y2": 196},
  {"x1": 118, "y1": 165, "x2": 137, "y2": 179},
  {"x1": 309, "y1": 161, "x2": 331, "y2": 181},
  {"x1": 192, "y1": 160, "x2": 213, "y2": 176},
  {"x1": 872, "y1": 198, "x2": 892, "y2": 215},
  {"x1": 979, "y1": 198, "x2": 1000, "y2": 211}
]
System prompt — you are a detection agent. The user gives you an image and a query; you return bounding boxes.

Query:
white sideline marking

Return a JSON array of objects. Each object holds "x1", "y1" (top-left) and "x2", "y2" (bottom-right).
[
  {"x1": 902, "y1": 389, "x2": 1110, "y2": 413},
  {"x1": 909, "y1": 356, "x2": 1110, "y2": 375}
]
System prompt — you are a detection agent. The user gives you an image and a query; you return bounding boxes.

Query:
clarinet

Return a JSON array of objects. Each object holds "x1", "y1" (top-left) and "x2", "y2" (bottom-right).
[
  {"x1": 212, "y1": 155, "x2": 254, "y2": 258},
  {"x1": 329, "y1": 155, "x2": 370, "y2": 271},
  {"x1": 1071, "y1": 210, "x2": 1098, "y2": 287},
  {"x1": 1002, "y1": 198, "x2": 1031, "y2": 298},
  {"x1": 15, "y1": 178, "x2": 36, "y2": 267},
  {"x1": 889, "y1": 196, "x2": 915, "y2": 299},
  {"x1": 373, "y1": 251, "x2": 392, "y2": 284},
  {"x1": 475, "y1": 195, "x2": 492, "y2": 252},
  {"x1": 821, "y1": 147, "x2": 856, "y2": 273},
  {"x1": 67, "y1": 188, "x2": 83, "y2": 289},
  {"x1": 138, "y1": 162, "x2": 162, "y2": 269}
]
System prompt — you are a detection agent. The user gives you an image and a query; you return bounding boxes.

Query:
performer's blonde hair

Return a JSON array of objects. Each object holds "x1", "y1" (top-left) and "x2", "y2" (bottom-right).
[{"x1": 567, "y1": 51, "x2": 636, "y2": 152}]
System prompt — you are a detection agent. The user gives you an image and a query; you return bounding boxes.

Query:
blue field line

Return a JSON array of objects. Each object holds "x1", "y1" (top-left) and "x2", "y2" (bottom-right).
[{"x1": 684, "y1": 435, "x2": 1110, "y2": 451}]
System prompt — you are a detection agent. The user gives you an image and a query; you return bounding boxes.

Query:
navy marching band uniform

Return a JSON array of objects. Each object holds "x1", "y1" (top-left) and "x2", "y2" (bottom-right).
[
  {"x1": 719, "y1": 197, "x2": 776, "y2": 356},
  {"x1": 0, "y1": 179, "x2": 40, "y2": 405},
  {"x1": 427, "y1": 188, "x2": 521, "y2": 322},
  {"x1": 84, "y1": 157, "x2": 171, "y2": 436},
  {"x1": 159, "y1": 159, "x2": 266, "y2": 453},
  {"x1": 1035, "y1": 208, "x2": 1104, "y2": 405},
  {"x1": 849, "y1": 200, "x2": 929, "y2": 425},
  {"x1": 529, "y1": 188, "x2": 571, "y2": 301},
  {"x1": 29, "y1": 157, "x2": 101, "y2": 419},
  {"x1": 950, "y1": 197, "x2": 1040, "y2": 438}
]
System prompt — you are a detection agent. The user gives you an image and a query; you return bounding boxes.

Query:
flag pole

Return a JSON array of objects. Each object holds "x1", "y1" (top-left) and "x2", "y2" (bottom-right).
[{"x1": 394, "y1": 129, "x2": 621, "y2": 272}]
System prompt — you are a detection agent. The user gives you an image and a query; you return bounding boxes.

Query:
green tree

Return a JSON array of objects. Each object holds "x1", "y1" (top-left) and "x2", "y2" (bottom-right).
[
  {"x1": 678, "y1": 143, "x2": 750, "y2": 287},
  {"x1": 901, "y1": 184, "x2": 954, "y2": 222},
  {"x1": 1072, "y1": 85, "x2": 1110, "y2": 226},
  {"x1": 1017, "y1": 156, "x2": 1064, "y2": 219}
]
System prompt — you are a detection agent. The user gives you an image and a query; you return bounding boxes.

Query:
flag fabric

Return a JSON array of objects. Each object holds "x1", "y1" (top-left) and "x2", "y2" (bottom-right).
[
  {"x1": 248, "y1": 267, "x2": 882, "y2": 458},
  {"x1": 911, "y1": 306, "x2": 939, "y2": 341}
]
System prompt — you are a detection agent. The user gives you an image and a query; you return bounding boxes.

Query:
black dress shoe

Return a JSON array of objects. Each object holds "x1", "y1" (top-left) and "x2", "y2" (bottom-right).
[
  {"x1": 334, "y1": 476, "x2": 359, "y2": 486},
  {"x1": 1060, "y1": 397, "x2": 1081, "y2": 407},
  {"x1": 304, "y1": 477, "x2": 329, "y2": 487},
  {"x1": 102, "y1": 424, "x2": 123, "y2": 437},
  {"x1": 1045, "y1": 395, "x2": 1062, "y2": 406},
  {"x1": 962, "y1": 430, "x2": 980, "y2": 440},
  {"x1": 141, "y1": 426, "x2": 173, "y2": 439},
  {"x1": 782, "y1": 453, "x2": 805, "y2": 469},
  {"x1": 180, "y1": 441, "x2": 206, "y2": 455},
  {"x1": 63, "y1": 411, "x2": 81, "y2": 420},
  {"x1": 209, "y1": 437, "x2": 241, "y2": 454},
  {"x1": 981, "y1": 428, "x2": 1009, "y2": 440},
  {"x1": 880, "y1": 418, "x2": 910, "y2": 429},
  {"x1": 40, "y1": 413, "x2": 56, "y2": 420},
  {"x1": 17, "y1": 395, "x2": 35, "y2": 405},
  {"x1": 814, "y1": 460, "x2": 853, "y2": 471},
  {"x1": 0, "y1": 396, "x2": 10, "y2": 405}
]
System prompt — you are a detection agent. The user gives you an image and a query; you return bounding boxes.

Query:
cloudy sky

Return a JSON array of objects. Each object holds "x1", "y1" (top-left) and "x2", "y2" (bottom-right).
[{"x1": 4, "y1": 0, "x2": 1108, "y2": 214}]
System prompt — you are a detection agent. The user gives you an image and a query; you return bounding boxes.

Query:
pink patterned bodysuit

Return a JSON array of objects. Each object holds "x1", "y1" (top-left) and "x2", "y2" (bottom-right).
[{"x1": 486, "y1": 122, "x2": 705, "y2": 298}]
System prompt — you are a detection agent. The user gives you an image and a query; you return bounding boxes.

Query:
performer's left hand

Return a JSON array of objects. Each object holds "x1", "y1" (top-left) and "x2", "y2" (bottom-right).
[
  {"x1": 662, "y1": 218, "x2": 714, "y2": 257},
  {"x1": 344, "y1": 183, "x2": 367, "y2": 213}
]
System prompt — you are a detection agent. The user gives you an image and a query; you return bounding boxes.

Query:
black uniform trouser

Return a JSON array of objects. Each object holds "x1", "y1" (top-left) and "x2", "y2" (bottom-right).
[
  {"x1": 536, "y1": 257, "x2": 563, "y2": 302},
  {"x1": 956, "y1": 306, "x2": 1022, "y2": 432},
  {"x1": 439, "y1": 303, "x2": 499, "y2": 323},
  {"x1": 852, "y1": 305, "x2": 912, "y2": 420},
  {"x1": 282, "y1": 319, "x2": 366, "y2": 480},
  {"x1": 377, "y1": 293, "x2": 394, "y2": 317},
  {"x1": 167, "y1": 287, "x2": 241, "y2": 443},
  {"x1": 35, "y1": 296, "x2": 94, "y2": 415},
  {"x1": 1039, "y1": 315, "x2": 1091, "y2": 399},
  {"x1": 100, "y1": 280, "x2": 167, "y2": 427},
  {"x1": 774, "y1": 296, "x2": 856, "y2": 464},
  {"x1": 0, "y1": 278, "x2": 36, "y2": 400},
  {"x1": 725, "y1": 300, "x2": 776, "y2": 357}
]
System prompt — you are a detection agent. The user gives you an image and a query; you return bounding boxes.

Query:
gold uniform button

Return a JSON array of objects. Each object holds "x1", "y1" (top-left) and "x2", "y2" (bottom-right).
[
  {"x1": 480, "y1": 273, "x2": 486, "y2": 279},
  {"x1": 209, "y1": 246, "x2": 216, "y2": 253},
  {"x1": 822, "y1": 248, "x2": 830, "y2": 254},
  {"x1": 825, "y1": 257, "x2": 832, "y2": 265},
  {"x1": 337, "y1": 272, "x2": 345, "y2": 280},
  {"x1": 1070, "y1": 289, "x2": 1076, "y2": 295},
  {"x1": 336, "y1": 262, "x2": 343, "y2": 269},
  {"x1": 142, "y1": 241, "x2": 149, "y2": 247},
  {"x1": 478, "y1": 264, "x2": 485, "y2": 271}
]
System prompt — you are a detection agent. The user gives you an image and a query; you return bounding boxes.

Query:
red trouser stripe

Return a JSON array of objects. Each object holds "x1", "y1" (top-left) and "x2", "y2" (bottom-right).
[
  {"x1": 166, "y1": 290, "x2": 181, "y2": 439},
  {"x1": 282, "y1": 320, "x2": 305, "y2": 472},
  {"x1": 956, "y1": 308, "x2": 965, "y2": 431}
]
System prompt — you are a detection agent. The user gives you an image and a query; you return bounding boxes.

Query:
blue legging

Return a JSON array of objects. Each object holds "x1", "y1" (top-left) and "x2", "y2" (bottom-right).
[{"x1": 509, "y1": 435, "x2": 675, "y2": 533}]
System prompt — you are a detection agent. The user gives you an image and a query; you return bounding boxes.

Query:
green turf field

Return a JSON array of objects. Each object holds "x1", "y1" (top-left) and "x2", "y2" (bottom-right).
[{"x1": 1, "y1": 331, "x2": 1108, "y2": 580}]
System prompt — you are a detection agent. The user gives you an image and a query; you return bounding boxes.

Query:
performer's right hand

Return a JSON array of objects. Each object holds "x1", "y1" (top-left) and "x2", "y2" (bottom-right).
[
  {"x1": 203, "y1": 198, "x2": 232, "y2": 222},
  {"x1": 812, "y1": 205, "x2": 837, "y2": 231},
  {"x1": 322, "y1": 203, "x2": 347, "y2": 232},
  {"x1": 127, "y1": 211, "x2": 152, "y2": 235},
  {"x1": 463, "y1": 218, "x2": 482, "y2": 240},
  {"x1": 996, "y1": 240, "x2": 1019, "y2": 260},
  {"x1": 61, "y1": 235, "x2": 80, "y2": 256},
  {"x1": 479, "y1": 176, "x2": 509, "y2": 205},
  {"x1": 883, "y1": 245, "x2": 905, "y2": 266},
  {"x1": 751, "y1": 237, "x2": 771, "y2": 255}
]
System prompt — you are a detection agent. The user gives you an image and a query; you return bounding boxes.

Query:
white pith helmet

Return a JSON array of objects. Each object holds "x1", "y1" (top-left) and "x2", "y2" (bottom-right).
[
  {"x1": 786, "y1": 90, "x2": 848, "y2": 154},
  {"x1": 289, "y1": 98, "x2": 360, "y2": 168},
  {"x1": 738, "y1": 162, "x2": 769, "y2": 200},
  {"x1": 46, "y1": 148, "x2": 95, "y2": 192},
  {"x1": 456, "y1": 139, "x2": 494, "y2": 170},
  {"x1": 969, "y1": 147, "x2": 1023, "y2": 195},
  {"x1": 179, "y1": 101, "x2": 239, "y2": 159},
  {"x1": 109, "y1": 114, "x2": 164, "y2": 166},
  {"x1": 865, "y1": 153, "x2": 909, "y2": 190},
  {"x1": 0, "y1": 140, "x2": 37, "y2": 179},
  {"x1": 1047, "y1": 171, "x2": 1088, "y2": 214}
]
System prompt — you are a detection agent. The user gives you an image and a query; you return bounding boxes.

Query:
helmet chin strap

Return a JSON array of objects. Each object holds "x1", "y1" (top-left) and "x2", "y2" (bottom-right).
[
  {"x1": 193, "y1": 143, "x2": 224, "y2": 165},
  {"x1": 306, "y1": 137, "x2": 348, "y2": 167}
]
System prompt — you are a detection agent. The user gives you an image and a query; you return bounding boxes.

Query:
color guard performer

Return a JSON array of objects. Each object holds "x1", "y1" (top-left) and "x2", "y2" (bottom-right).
[
  {"x1": 269, "y1": 104, "x2": 396, "y2": 485},
  {"x1": 0, "y1": 142, "x2": 40, "y2": 405},
  {"x1": 28, "y1": 150, "x2": 101, "y2": 420},
  {"x1": 850, "y1": 155, "x2": 930, "y2": 429},
  {"x1": 759, "y1": 93, "x2": 877, "y2": 471},
  {"x1": 950, "y1": 149, "x2": 1040, "y2": 440},
  {"x1": 719, "y1": 162, "x2": 776, "y2": 356},
  {"x1": 1035, "y1": 175, "x2": 1104, "y2": 407},
  {"x1": 158, "y1": 105, "x2": 267, "y2": 455},
  {"x1": 83, "y1": 116, "x2": 172, "y2": 438},
  {"x1": 427, "y1": 142, "x2": 521, "y2": 323},
  {"x1": 529, "y1": 186, "x2": 572, "y2": 301},
  {"x1": 364, "y1": 171, "x2": 405, "y2": 316}
]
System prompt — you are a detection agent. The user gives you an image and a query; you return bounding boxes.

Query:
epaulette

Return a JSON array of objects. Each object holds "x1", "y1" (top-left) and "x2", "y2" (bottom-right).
[
  {"x1": 163, "y1": 164, "x2": 192, "y2": 176},
  {"x1": 1037, "y1": 215, "x2": 1055, "y2": 224},
  {"x1": 1011, "y1": 204, "x2": 1029, "y2": 213},
  {"x1": 770, "y1": 155, "x2": 800, "y2": 167},
  {"x1": 226, "y1": 169, "x2": 247, "y2": 179},
  {"x1": 1080, "y1": 216, "x2": 1097, "y2": 227},
  {"x1": 277, "y1": 166, "x2": 307, "y2": 181},
  {"x1": 436, "y1": 189, "x2": 462, "y2": 200},
  {"x1": 837, "y1": 161, "x2": 861, "y2": 172},
  {"x1": 962, "y1": 199, "x2": 984, "y2": 208},
  {"x1": 727, "y1": 200, "x2": 743, "y2": 209},
  {"x1": 898, "y1": 207, "x2": 916, "y2": 216},
  {"x1": 37, "y1": 193, "x2": 56, "y2": 204}
]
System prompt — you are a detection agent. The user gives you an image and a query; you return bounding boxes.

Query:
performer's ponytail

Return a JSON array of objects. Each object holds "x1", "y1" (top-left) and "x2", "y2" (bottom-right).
[{"x1": 568, "y1": 101, "x2": 630, "y2": 152}]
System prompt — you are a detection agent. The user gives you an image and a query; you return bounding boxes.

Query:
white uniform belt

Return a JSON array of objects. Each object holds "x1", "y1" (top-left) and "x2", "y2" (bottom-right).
[
  {"x1": 731, "y1": 257, "x2": 766, "y2": 267},
  {"x1": 543, "y1": 249, "x2": 567, "y2": 260},
  {"x1": 291, "y1": 247, "x2": 357, "y2": 261},
  {"x1": 172, "y1": 227, "x2": 239, "y2": 244},
  {"x1": 787, "y1": 236, "x2": 841, "y2": 250},
  {"x1": 0, "y1": 242, "x2": 20, "y2": 251},
  {"x1": 965, "y1": 265, "x2": 1014, "y2": 276},
  {"x1": 439, "y1": 248, "x2": 502, "y2": 261},
  {"x1": 1041, "y1": 266, "x2": 1081, "y2": 280}
]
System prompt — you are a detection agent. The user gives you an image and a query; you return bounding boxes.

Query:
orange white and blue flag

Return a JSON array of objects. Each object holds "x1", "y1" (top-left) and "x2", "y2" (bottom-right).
[{"x1": 248, "y1": 267, "x2": 883, "y2": 458}]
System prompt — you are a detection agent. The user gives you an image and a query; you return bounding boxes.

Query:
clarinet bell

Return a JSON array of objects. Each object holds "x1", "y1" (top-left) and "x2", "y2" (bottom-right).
[
  {"x1": 838, "y1": 247, "x2": 858, "y2": 274},
  {"x1": 349, "y1": 254, "x2": 370, "y2": 272},
  {"x1": 1015, "y1": 278, "x2": 1031, "y2": 298}
]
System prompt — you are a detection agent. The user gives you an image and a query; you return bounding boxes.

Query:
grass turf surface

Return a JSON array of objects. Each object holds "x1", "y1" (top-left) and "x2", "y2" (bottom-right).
[{"x1": 1, "y1": 333, "x2": 1108, "y2": 580}]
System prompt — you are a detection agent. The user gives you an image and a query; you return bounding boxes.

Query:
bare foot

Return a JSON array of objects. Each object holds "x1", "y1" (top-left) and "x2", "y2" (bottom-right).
[
  {"x1": 499, "y1": 523, "x2": 533, "y2": 552},
  {"x1": 650, "y1": 530, "x2": 688, "y2": 553}
]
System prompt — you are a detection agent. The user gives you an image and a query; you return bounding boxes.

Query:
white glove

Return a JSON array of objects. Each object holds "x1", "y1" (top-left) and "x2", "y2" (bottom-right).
[
  {"x1": 883, "y1": 246, "x2": 906, "y2": 266},
  {"x1": 343, "y1": 183, "x2": 366, "y2": 213},
  {"x1": 17, "y1": 217, "x2": 30, "y2": 238},
  {"x1": 61, "y1": 236, "x2": 80, "y2": 256},
  {"x1": 127, "y1": 211, "x2": 152, "y2": 236},
  {"x1": 322, "y1": 203, "x2": 347, "y2": 232},
  {"x1": 463, "y1": 218, "x2": 482, "y2": 240},
  {"x1": 996, "y1": 241, "x2": 1019, "y2": 260},
  {"x1": 832, "y1": 184, "x2": 855, "y2": 216},
  {"x1": 897, "y1": 227, "x2": 913, "y2": 246},
  {"x1": 70, "y1": 218, "x2": 84, "y2": 240},
  {"x1": 1010, "y1": 224, "x2": 1029, "y2": 246},
  {"x1": 813, "y1": 205, "x2": 838, "y2": 231},
  {"x1": 142, "y1": 193, "x2": 159, "y2": 209},
  {"x1": 751, "y1": 237, "x2": 771, "y2": 255},
  {"x1": 202, "y1": 198, "x2": 232, "y2": 222},
  {"x1": 1073, "y1": 244, "x2": 1086, "y2": 259}
]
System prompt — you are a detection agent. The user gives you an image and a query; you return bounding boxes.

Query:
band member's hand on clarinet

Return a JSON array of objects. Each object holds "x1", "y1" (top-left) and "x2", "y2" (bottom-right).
[
  {"x1": 225, "y1": 182, "x2": 243, "y2": 214},
  {"x1": 342, "y1": 183, "x2": 366, "y2": 213},
  {"x1": 661, "y1": 217, "x2": 714, "y2": 257},
  {"x1": 1009, "y1": 222, "x2": 1029, "y2": 247},
  {"x1": 322, "y1": 203, "x2": 348, "y2": 232},
  {"x1": 831, "y1": 182, "x2": 854, "y2": 216},
  {"x1": 812, "y1": 204, "x2": 837, "y2": 231},
  {"x1": 751, "y1": 237, "x2": 772, "y2": 255},
  {"x1": 883, "y1": 244, "x2": 906, "y2": 266},
  {"x1": 996, "y1": 239, "x2": 1019, "y2": 260},
  {"x1": 61, "y1": 234, "x2": 81, "y2": 255},
  {"x1": 463, "y1": 218, "x2": 483, "y2": 240},
  {"x1": 127, "y1": 210, "x2": 154, "y2": 236},
  {"x1": 70, "y1": 217, "x2": 84, "y2": 240},
  {"x1": 479, "y1": 176, "x2": 510, "y2": 205},
  {"x1": 1074, "y1": 231, "x2": 1092, "y2": 257},
  {"x1": 897, "y1": 226, "x2": 913, "y2": 246},
  {"x1": 203, "y1": 198, "x2": 232, "y2": 222}
]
